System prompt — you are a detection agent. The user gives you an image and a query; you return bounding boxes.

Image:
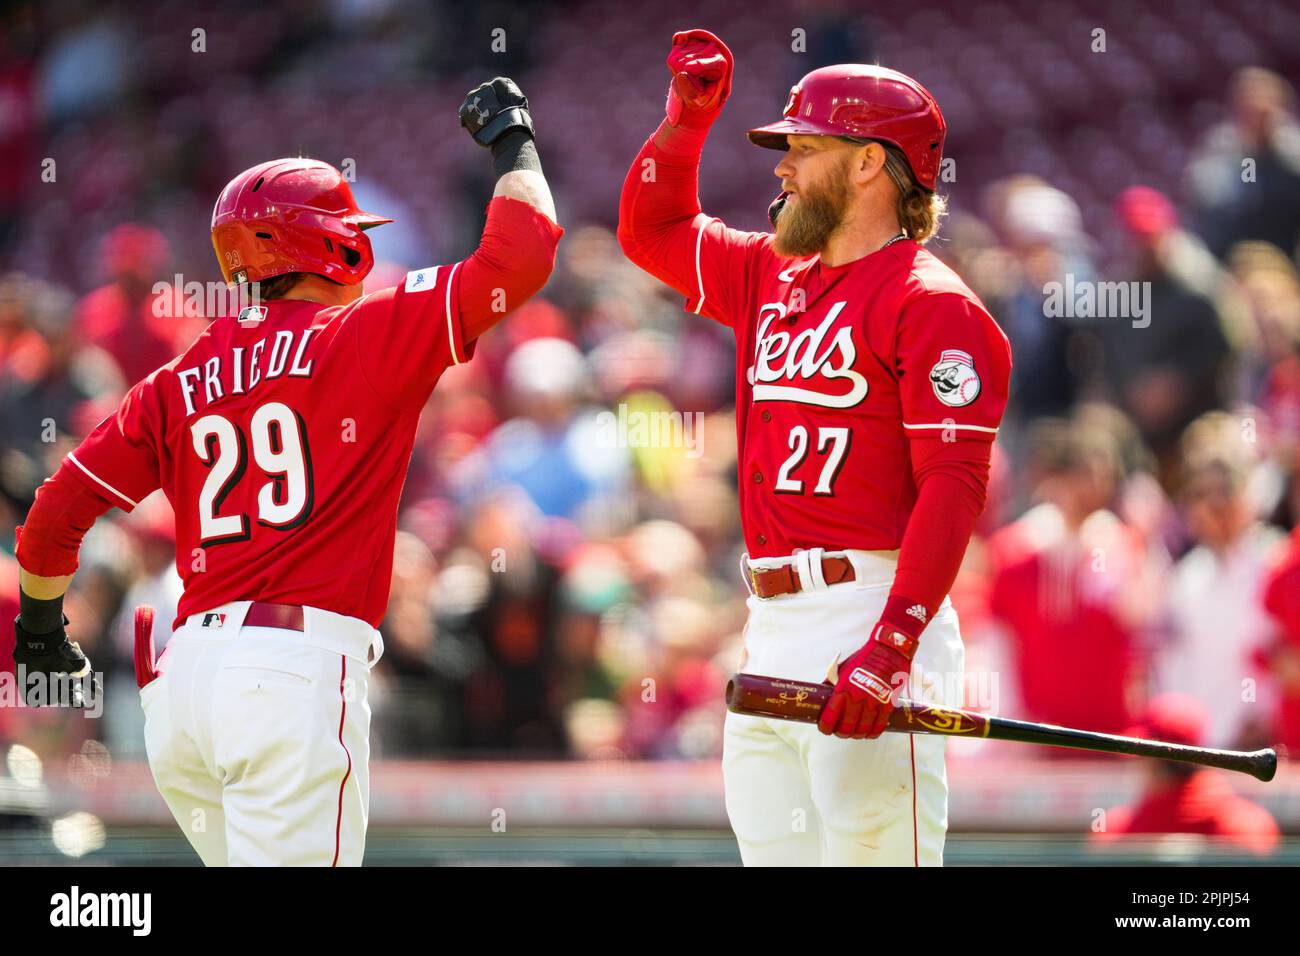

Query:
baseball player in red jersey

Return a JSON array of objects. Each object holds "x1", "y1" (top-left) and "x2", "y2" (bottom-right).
[
  {"x1": 12, "y1": 78, "x2": 562, "y2": 866},
  {"x1": 620, "y1": 32, "x2": 1011, "y2": 865}
]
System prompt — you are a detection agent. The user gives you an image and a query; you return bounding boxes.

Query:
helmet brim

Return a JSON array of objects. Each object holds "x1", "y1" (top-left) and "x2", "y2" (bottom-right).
[
  {"x1": 748, "y1": 119, "x2": 847, "y2": 150},
  {"x1": 344, "y1": 211, "x2": 395, "y2": 229}
]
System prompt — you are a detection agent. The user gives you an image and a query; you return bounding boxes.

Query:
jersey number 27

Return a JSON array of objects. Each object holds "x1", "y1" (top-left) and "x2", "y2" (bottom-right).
[{"x1": 774, "y1": 425, "x2": 850, "y2": 496}]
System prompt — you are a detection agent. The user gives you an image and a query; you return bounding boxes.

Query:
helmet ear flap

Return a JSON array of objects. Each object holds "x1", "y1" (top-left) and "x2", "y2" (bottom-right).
[
  {"x1": 321, "y1": 234, "x2": 363, "y2": 273},
  {"x1": 335, "y1": 229, "x2": 374, "y2": 282}
]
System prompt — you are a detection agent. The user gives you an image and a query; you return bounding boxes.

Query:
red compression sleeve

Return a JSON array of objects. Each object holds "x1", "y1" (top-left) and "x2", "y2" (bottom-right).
[
  {"x1": 15, "y1": 462, "x2": 117, "y2": 577},
  {"x1": 457, "y1": 196, "x2": 563, "y2": 343},
  {"x1": 882, "y1": 439, "x2": 992, "y2": 636},
  {"x1": 616, "y1": 120, "x2": 710, "y2": 295}
]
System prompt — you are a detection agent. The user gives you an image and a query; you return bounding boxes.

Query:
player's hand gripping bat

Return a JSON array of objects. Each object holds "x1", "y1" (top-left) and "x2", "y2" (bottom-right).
[{"x1": 725, "y1": 673, "x2": 1279, "y2": 782}]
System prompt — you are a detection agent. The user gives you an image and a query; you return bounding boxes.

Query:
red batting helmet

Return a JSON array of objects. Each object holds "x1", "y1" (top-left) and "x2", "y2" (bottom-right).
[
  {"x1": 210, "y1": 158, "x2": 392, "y2": 286},
  {"x1": 748, "y1": 65, "x2": 947, "y2": 191}
]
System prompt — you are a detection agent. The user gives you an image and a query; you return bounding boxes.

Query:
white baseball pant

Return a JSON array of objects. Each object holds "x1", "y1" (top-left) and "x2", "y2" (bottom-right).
[
  {"x1": 723, "y1": 549, "x2": 965, "y2": 866},
  {"x1": 139, "y1": 601, "x2": 384, "y2": 866}
]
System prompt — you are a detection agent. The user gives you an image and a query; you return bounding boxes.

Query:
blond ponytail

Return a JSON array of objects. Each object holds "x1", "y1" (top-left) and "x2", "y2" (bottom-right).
[{"x1": 884, "y1": 146, "x2": 947, "y2": 244}]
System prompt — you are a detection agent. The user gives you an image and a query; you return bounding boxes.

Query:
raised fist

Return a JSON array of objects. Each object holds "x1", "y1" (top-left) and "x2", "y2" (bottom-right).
[
  {"x1": 13, "y1": 615, "x2": 94, "y2": 708},
  {"x1": 665, "y1": 29, "x2": 734, "y2": 128},
  {"x1": 460, "y1": 77, "x2": 536, "y2": 148}
]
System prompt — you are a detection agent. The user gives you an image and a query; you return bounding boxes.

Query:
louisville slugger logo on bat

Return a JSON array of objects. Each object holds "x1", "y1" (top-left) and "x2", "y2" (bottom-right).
[{"x1": 897, "y1": 699, "x2": 982, "y2": 734}]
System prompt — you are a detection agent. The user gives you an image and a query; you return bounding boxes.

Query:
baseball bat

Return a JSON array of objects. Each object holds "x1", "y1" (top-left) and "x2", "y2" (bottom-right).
[{"x1": 725, "y1": 673, "x2": 1279, "y2": 782}]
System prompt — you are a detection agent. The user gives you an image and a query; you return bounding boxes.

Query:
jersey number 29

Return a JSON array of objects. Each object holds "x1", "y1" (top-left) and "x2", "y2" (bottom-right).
[{"x1": 191, "y1": 401, "x2": 313, "y2": 545}]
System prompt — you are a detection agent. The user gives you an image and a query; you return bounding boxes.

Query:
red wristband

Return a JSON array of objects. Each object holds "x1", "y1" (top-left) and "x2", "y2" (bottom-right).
[
  {"x1": 877, "y1": 593, "x2": 934, "y2": 646},
  {"x1": 652, "y1": 118, "x2": 710, "y2": 159}
]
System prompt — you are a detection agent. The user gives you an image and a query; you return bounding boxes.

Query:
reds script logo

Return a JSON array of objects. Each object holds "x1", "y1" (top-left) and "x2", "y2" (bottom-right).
[
  {"x1": 747, "y1": 301, "x2": 869, "y2": 408},
  {"x1": 929, "y1": 349, "x2": 981, "y2": 407}
]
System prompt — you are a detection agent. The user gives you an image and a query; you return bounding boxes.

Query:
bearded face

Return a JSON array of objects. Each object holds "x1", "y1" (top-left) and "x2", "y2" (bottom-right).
[{"x1": 773, "y1": 151, "x2": 853, "y2": 258}]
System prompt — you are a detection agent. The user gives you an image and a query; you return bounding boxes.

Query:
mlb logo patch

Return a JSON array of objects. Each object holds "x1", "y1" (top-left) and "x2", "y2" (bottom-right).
[
  {"x1": 404, "y1": 267, "x2": 438, "y2": 293},
  {"x1": 237, "y1": 305, "x2": 267, "y2": 327},
  {"x1": 201, "y1": 612, "x2": 227, "y2": 629}
]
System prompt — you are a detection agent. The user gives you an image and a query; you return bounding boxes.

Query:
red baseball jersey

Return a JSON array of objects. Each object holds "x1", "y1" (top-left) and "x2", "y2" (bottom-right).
[
  {"x1": 1093, "y1": 771, "x2": 1279, "y2": 853},
  {"x1": 62, "y1": 266, "x2": 474, "y2": 628},
  {"x1": 1262, "y1": 527, "x2": 1300, "y2": 751},
  {"x1": 987, "y1": 518, "x2": 1144, "y2": 735},
  {"x1": 683, "y1": 220, "x2": 1011, "y2": 557}
]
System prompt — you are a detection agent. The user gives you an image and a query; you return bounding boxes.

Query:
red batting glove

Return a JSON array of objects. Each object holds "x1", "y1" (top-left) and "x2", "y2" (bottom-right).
[
  {"x1": 665, "y1": 29, "x2": 734, "y2": 128},
  {"x1": 818, "y1": 599, "x2": 927, "y2": 739}
]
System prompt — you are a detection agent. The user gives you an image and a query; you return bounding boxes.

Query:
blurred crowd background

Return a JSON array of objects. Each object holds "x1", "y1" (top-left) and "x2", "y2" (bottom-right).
[{"x1": 3, "y1": 0, "x2": 1300, "y2": 855}]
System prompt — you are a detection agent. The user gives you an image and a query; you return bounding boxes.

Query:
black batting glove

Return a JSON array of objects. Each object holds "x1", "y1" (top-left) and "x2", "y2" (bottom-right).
[
  {"x1": 13, "y1": 615, "x2": 93, "y2": 708},
  {"x1": 460, "y1": 77, "x2": 536, "y2": 148}
]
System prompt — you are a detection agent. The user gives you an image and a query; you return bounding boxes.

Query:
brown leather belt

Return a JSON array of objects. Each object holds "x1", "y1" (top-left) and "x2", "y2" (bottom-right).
[
  {"x1": 747, "y1": 555, "x2": 856, "y2": 599},
  {"x1": 175, "y1": 602, "x2": 305, "y2": 632}
]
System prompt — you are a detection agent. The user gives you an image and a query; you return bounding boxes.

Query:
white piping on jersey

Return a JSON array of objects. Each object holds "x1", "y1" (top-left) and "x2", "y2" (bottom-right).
[
  {"x1": 445, "y1": 261, "x2": 463, "y2": 365},
  {"x1": 692, "y1": 220, "x2": 708, "y2": 315},
  {"x1": 67, "y1": 451, "x2": 138, "y2": 508},
  {"x1": 902, "y1": 422, "x2": 999, "y2": 434}
]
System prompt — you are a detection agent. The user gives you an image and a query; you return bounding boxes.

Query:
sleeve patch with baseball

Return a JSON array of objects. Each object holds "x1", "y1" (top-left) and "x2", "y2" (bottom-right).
[
  {"x1": 896, "y1": 291, "x2": 1011, "y2": 441},
  {"x1": 888, "y1": 284, "x2": 1012, "y2": 622}
]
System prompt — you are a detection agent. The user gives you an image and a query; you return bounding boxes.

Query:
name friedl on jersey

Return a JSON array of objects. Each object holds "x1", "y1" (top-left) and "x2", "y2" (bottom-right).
[
  {"x1": 176, "y1": 327, "x2": 317, "y2": 416},
  {"x1": 746, "y1": 300, "x2": 869, "y2": 409}
]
